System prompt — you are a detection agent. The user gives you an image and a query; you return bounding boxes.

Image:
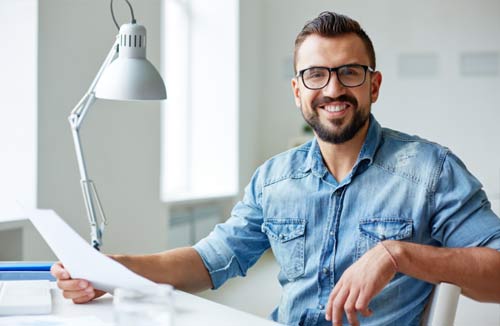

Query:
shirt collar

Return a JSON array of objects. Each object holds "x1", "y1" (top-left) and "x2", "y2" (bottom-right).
[
  {"x1": 357, "y1": 114, "x2": 382, "y2": 166},
  {"x1": 302, "y1": 114, "x2": 383, "y2": 178}
]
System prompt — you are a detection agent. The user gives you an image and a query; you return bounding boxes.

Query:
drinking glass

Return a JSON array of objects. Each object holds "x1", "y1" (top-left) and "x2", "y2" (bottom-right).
[{"x1": 113, "y1": 284, "x2": 174, "y2": 326}]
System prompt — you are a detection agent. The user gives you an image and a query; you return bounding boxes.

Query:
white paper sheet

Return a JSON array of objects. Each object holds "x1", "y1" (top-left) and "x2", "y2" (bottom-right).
[{"x1": 28, "y1": 209, "x2": 156, "y2": 293}]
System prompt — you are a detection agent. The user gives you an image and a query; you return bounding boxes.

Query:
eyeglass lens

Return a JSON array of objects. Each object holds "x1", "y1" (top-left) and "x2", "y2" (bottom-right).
[{"x1": 302, "y1": 65, "x2": 367, "y2": 89}]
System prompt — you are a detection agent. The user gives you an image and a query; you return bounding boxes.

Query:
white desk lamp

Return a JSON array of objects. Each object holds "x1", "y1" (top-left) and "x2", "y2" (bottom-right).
[{"x1": 68, "y1": 0, "x2": 166, "y2": 250}]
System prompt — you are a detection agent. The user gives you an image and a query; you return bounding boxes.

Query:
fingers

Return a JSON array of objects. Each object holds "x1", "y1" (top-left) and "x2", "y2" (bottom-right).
[
  {"x1": 344, "y1": 290, "x2": 360, "y2": 326},
  {"x1": 324, "y1": 244, "x2": 398, "y2": 325},
  {"x1": 59, "y1": 279, "x2": 96, "y2": 303},
  {"x1": 330, "y1": 288, "x2": 349, "y2": 326},
  {"x1": 326, "y1": 288, "x2": 367, "y2": 326},
  {"x1": 358, "y1": 307, "x2": 373, "y2": 318},
  {"x1": 325, "y1": 283, "x2": 342, "y2": 320},
  {"x1": 326, "y1": 281, "x2": 371, "y2": 326},
  {"x1": 51, "y1": 261, "x2": 98, "y2": 303},
  {"x1": 57, "y1": 279, "x2": 92, "y2": 292},
  {"x1": 325, "y1": 281, "x2": 341, "y2": 321},
  {"x1": 72, "y1": 295, "x2": 96, "y2": 304},
  {"x1": 356, "y1": 291, "x2": 373, "y2": 317},
  {"x1": 50, "y1": 261, "x2": 70, "y2": 280}
]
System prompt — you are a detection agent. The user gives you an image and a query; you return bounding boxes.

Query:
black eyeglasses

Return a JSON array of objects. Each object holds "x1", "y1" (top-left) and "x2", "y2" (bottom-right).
[{"x1": 296, "y1": 64, "x2": 374, "y2": 90}]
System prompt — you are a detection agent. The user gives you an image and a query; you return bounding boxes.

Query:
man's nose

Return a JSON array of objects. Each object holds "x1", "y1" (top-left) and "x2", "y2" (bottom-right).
[{"x1": 322, "y1": 72, "x2": 346, "y2": 97}]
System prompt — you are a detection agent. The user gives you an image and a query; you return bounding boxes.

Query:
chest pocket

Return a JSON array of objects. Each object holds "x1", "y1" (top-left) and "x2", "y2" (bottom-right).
[
  {"x1": 262, "y1": 218, "x2": 306, "y2": 281},
  {"x1": 356, "y1": 217, "x2": 413, "y2": 261}
]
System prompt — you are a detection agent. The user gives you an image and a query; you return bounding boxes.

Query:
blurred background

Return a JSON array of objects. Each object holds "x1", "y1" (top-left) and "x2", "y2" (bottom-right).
[{"x1": 1, "y1": 0, "x2": 499, "y2": 324}]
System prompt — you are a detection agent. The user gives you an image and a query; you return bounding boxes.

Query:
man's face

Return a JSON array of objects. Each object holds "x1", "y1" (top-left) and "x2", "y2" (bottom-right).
[{"x1": 292, "y1": 33, "x2": 382, "y2": 144}]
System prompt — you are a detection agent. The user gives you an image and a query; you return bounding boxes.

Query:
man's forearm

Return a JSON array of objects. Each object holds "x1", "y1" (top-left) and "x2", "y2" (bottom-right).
[
  {"x1": 386, "y1": 241, "x2": 500, "y2": 302},
  {"x1": 112, "y1": 247, "x2": 213, "y2": 293}
]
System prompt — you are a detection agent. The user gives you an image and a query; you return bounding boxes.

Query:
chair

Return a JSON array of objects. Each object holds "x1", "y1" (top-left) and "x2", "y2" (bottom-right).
[{"x1": 421, "y1": 282, "x2": 461, "y2": 326}]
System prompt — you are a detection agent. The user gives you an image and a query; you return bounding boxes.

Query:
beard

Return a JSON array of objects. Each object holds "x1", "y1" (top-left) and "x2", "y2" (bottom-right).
[{"x1": 301, "y1": 94, "x2": 370, "y2": 144}]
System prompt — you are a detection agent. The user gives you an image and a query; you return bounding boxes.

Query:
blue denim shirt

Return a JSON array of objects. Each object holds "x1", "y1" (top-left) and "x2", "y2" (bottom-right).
[{"x1": 193, "y1": 115, "x2": 500, "y2": 326}]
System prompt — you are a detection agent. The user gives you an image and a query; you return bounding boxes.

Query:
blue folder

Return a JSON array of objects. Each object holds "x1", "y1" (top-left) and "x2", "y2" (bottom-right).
[
  {"x1": 0, "y1": 261, "x2": 53, "y2": 271},
  {"x1": 0, "y1": 262, "x2": 55, "y2": 281}
]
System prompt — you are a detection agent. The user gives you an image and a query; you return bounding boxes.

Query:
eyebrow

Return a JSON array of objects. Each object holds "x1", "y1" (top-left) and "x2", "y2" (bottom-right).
[
  {"x1": 320, "y1": 62, "x2": 366, "y2": 67},
  {"x1": 299, "y1": 62, "x2": 369, "y2": 71}
]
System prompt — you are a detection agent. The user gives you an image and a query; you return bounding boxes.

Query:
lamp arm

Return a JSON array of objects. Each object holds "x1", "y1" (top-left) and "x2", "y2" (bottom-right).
[
  {"x1": 67, "y1": 38, "x2": 119, "y2": 250},
  {"x1": 70, "y1": 38, "x2": 119, "y2": 125}
]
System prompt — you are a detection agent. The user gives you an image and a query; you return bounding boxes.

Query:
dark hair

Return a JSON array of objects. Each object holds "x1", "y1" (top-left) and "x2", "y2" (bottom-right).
[{"x1": 293, "y1": 11, "x2": 376, "y2": 73}]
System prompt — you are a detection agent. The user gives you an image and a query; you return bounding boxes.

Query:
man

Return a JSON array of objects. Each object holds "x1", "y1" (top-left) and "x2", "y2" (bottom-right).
[{"x1": 52, "y1": 11, "x2": 500, "y2": 326}]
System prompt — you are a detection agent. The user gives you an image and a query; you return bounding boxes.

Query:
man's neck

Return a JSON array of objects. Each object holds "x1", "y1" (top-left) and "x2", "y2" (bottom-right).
[{"x1": 316, "y1": 120, "x2": 370, "y2": 183}]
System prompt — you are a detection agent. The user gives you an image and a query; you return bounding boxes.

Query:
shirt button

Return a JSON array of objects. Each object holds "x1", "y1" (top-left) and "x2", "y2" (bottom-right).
[
  {"x1": 318, "y1": 304, "x2": 324, "y2": 310},
  {"x1": 329, "y1": 231, "x2": 334, "y2": 236},
  {"x1": 322, "y1": 267, "x2": 329, "y2": 274},
  {"x1": 279, "y1": 234, "x2": 285, "y2": 240}
]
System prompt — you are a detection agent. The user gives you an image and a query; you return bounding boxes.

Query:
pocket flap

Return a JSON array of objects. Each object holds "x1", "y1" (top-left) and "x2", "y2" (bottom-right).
[
  {"x1": 359, "y1": 218, "x2": 413, "y2": 241},
  {"x1": 262, "y1": 218, "x2": 306, "y2": 242}
]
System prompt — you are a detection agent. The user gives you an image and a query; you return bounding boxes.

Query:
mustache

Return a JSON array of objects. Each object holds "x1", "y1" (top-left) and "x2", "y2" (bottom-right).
[{"x1": 312, "y1": 95, "x2": 358, "y2": 109}]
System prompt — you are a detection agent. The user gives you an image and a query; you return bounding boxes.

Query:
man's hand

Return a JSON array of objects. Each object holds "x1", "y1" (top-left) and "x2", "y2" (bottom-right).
[
  {"x1": 50, "y1": 262, "x2": 106, "y2": 304},
  {"x1": 325, "y1": 243, "x2": 397, "y2": 326}
]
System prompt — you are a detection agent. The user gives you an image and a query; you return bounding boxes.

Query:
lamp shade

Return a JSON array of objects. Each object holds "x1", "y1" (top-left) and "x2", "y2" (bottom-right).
[{"x1": 95, "y1": 23, "x2": 166, "y2": 100}]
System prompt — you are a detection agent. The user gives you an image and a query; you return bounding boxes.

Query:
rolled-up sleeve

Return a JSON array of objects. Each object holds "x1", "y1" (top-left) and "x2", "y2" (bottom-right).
[
  {"x1": 431, "y1": 151, "x2": 500, "y2": 250},
  {"x1": 193, "y1": 168, "x2": 271, "y2": 289}
]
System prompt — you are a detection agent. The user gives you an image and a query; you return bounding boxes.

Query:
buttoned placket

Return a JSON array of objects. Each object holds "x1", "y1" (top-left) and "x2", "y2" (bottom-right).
[
  {"x1": 299, "y1": 125, "x2": 377, "y2": 325},
  {"x1": 315, "y1": 184, "x2": 345, "y2": 316}
]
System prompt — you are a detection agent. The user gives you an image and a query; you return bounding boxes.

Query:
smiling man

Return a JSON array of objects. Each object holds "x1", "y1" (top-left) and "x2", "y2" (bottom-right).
[{"x1": 52, "y1": 11, "x2": 500, "y2": 326}]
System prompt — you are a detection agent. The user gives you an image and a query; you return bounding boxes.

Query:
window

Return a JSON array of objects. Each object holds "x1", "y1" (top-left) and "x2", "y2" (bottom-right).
[
  {"x1": 0, "y1": 0, "x2": 38, "y2": 210},
  {"x1": 161, "y1": 0, "x2": 239, "y2": 202}
]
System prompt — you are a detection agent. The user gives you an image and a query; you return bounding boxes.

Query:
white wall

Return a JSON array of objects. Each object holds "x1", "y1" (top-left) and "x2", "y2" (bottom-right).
[
  {"x1": 36, "y1": 0, "x2": 166, "y2": 258},
  {"x1": 238, "y1": 0, "x2": 264, "y2": 195},
  {"x1": 256, "y1": 0, "x2": 500, "y2": 214}
]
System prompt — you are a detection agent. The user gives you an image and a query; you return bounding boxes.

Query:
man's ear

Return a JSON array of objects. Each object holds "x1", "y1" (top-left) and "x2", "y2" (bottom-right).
[
  {"x1": 370, "y1": 71, "x2": 382, "y2": 103},
  {"x1": 291, "y1": 77, "x2": 301, "y2": 107}
]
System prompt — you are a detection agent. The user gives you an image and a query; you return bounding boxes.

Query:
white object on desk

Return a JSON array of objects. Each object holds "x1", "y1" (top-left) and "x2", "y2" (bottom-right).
[
  {"x1": 114, "y1": 285, "x2": 174, "y2": 326},
  {"x1": 0, "y1": 280, "x2": 51, "y2": 315}
]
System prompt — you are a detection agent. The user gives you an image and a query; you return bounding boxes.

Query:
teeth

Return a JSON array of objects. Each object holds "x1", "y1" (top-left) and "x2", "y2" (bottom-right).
[{"x1": 324, "y1": 104, "x2": 347, "y2": 112}]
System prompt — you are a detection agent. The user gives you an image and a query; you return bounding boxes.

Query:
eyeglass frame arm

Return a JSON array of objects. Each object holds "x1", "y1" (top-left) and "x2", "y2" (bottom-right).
[{"x1": 67, "y1": 37, "x2": 119, "y2": 250}]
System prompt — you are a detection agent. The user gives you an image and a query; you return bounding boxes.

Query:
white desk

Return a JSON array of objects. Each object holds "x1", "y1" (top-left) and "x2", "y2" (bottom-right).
[{"x1": 52, "y1": 286, "x2": 282, "y2": 326}]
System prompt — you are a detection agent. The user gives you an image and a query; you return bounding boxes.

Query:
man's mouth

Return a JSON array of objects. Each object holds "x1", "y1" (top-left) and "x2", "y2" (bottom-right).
[
  {"x1": 313, "y1": 96, "x2": 357, "y2": 114},
  {"x1": 322, "y1": 104, "x2": 348, "y2": 113}
]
